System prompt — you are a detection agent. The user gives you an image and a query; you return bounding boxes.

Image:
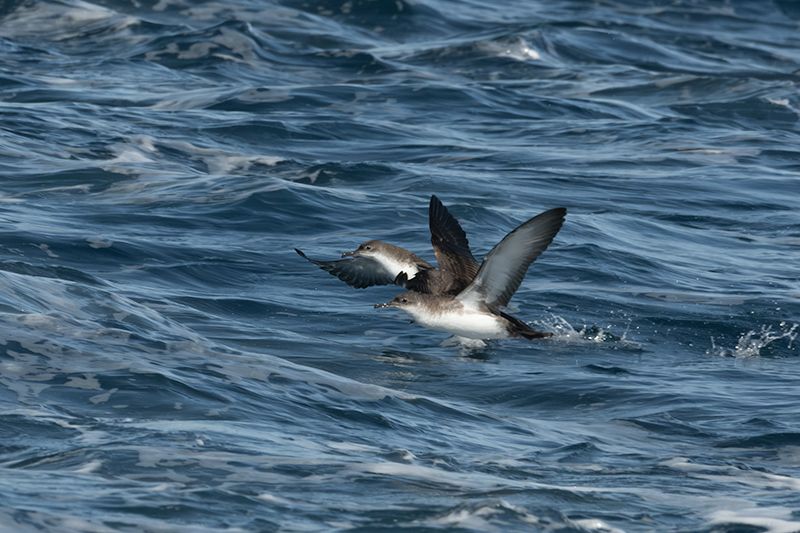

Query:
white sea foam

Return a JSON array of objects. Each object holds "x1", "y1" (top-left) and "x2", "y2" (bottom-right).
[
  {"x1": 708, "y1": 322, "x2": 798, "y2": 358},
  {"x1": 476, "y1": 37, "x2": 542, "y2": 62},
  {"x1": 534, "y1": 314, "x2": 641, "y2": 348},
  {"x1": 664, "y1": 458, "x2": 800, "y2": 490},
  {"x1": 706, "y1": 508, "x2": 800, "y2": 533},
  {"x1": 0, "y1": 0, "x2": 141, "y2": 43},
  {"x1": 422, "y1": 501, "x2": 541, "y2": 531}
]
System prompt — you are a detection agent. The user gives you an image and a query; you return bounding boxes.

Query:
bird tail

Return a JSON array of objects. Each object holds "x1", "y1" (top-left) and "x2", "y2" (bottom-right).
[{"x1": 499, "y1": 310, "x2": 552, "y2": 340}]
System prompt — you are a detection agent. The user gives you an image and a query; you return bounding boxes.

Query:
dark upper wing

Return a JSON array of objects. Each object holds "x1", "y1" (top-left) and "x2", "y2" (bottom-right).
[
  {"x1": 428, "y1": 195, "x2": 480, "y2": 294},
  {"x1": 457, "y1": 207, "x2": 566, "y2": 308},
  {"x1": 394, "y1": 268, "x2": 444, "y2": 295},
  {"x1": 295, "y1": 249, "x2": 396, "y2": 289}
]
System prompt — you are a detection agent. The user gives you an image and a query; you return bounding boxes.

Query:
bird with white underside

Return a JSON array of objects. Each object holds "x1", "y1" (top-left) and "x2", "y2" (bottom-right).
[{"x1": 298, "y1": 196, "x2": 566, "y2": 342}]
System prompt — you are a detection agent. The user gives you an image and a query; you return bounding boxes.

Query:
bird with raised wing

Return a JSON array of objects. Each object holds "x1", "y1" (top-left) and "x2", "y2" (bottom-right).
[{"x1": 375, "y1": 207, "x2": 566, "y2": 341}]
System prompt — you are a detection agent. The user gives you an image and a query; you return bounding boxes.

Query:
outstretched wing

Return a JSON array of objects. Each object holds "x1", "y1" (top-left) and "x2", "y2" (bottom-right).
[
  {"x1": 428, "y1": 195, "x2": 480, "y2": 294},
  {"x1": 457, "y1": 207, "x2": 566, "y2": 308},
  {"x1": 296, "y1": 249, "x2": 396, "y2": 289}
]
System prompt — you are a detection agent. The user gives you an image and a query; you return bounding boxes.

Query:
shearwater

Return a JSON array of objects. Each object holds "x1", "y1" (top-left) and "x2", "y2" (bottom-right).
[
  {"x1": 296, "y1": 195, "x2": 480, "y2": 294},
  {"x1": 375, "y1": 207, "x2": 566, "y2": 341}
]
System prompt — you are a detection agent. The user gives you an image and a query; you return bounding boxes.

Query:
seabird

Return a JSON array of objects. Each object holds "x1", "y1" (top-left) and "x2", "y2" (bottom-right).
[
  {"x1": 375, "y1": 207, "x2": 566, "y2": 341},
  {"x1": 296, "y1": 196, "x2": 479, "y2": 294}
]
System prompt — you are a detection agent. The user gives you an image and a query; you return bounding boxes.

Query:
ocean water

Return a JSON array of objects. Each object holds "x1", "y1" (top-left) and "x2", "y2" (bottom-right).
[{"x1": 1, "y1": 0, "x2": 800, "y2": 531}]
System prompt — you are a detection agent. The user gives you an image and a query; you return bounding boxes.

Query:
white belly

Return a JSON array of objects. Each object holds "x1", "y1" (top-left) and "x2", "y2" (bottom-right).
[{"x1": 412, "y1": 308, "x2": 510, "y2": 340}]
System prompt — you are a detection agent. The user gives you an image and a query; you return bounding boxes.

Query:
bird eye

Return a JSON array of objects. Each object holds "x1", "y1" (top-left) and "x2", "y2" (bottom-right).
[
  {"x1": 401, "y1": 298, "x2": 408, "y2": 303},
  {"x1": 365, "y1": 246, "x2": 372, "y2": 250}
]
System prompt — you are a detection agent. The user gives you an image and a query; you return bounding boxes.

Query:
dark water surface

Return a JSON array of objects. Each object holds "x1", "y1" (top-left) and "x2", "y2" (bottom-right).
[{"x1": 1, "y1": 0, "x2": 800, "y2": 531}]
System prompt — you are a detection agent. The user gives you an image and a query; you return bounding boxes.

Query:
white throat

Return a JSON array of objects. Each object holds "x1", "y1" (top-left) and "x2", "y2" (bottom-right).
[{"x1": 372, "y1": 253, "x2": 421, "y2": 278}]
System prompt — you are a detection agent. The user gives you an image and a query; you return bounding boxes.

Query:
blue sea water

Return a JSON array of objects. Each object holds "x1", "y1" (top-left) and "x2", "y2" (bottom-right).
[{"x1": 1, "y1": 0, "x2": 800, "y2": 530}]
